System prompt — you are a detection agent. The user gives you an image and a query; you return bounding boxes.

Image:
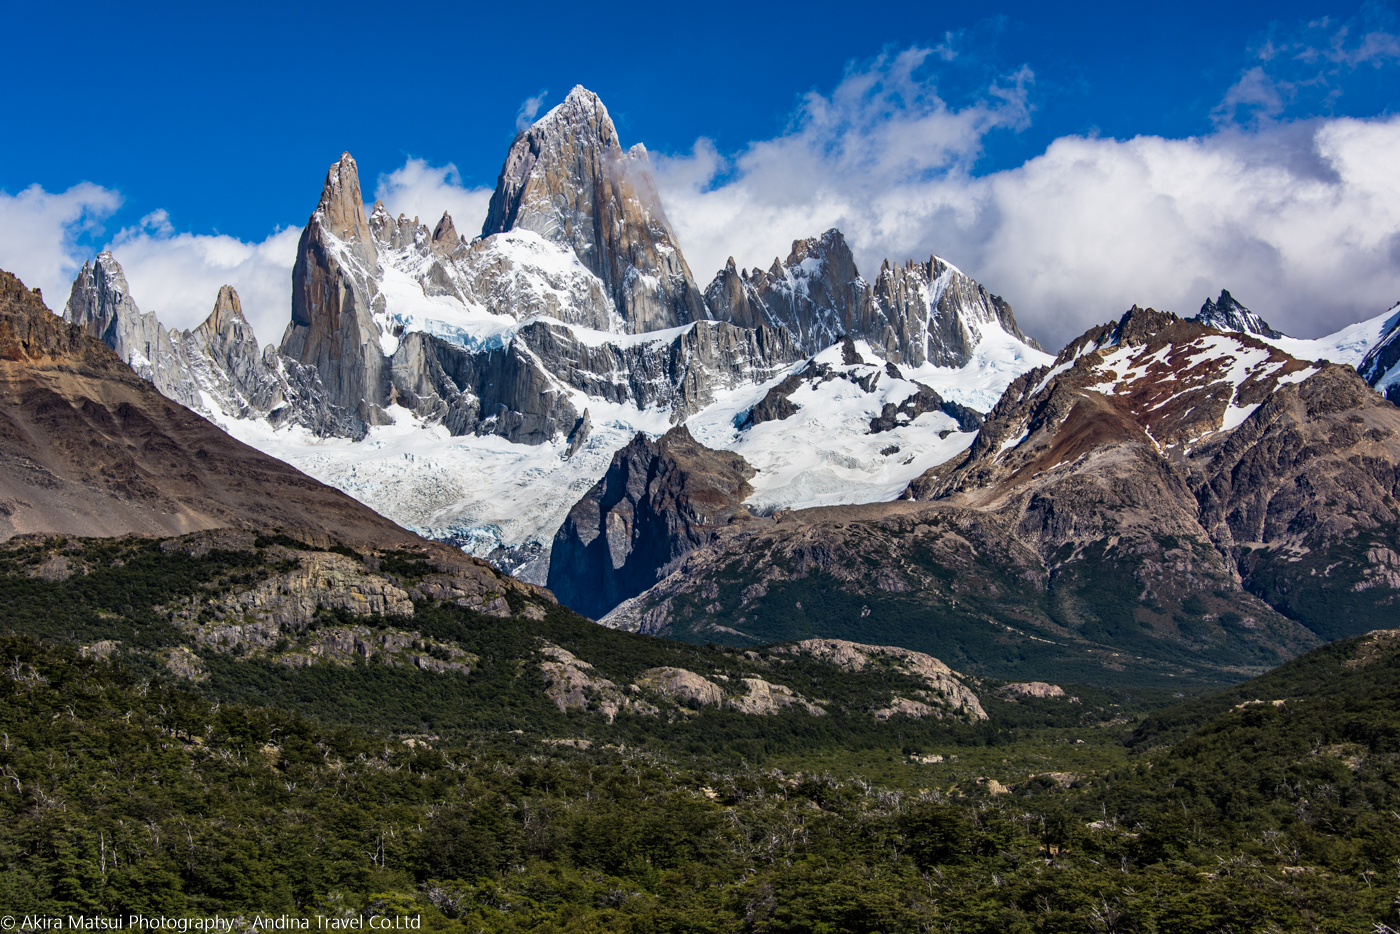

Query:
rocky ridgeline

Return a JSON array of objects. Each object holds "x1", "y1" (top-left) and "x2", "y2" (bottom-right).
[
  {"x1": 68, "y1": 86, "x2": 1046, "y2": 451},
  {"x1": 64, "y1": 253, "x2": 353, "y2": 437},
  {"x1": 1191, "y1": 289, "x2": 1282, "y2": 340},
  {"x1": 0, "y1": 271, "x2": 435, "y2": 544},
  {"x1": 15, "y1": 528, "x2": 549, "y2": 680},
  {"x1": 597, "y1": 306, "x2": 1400, "y2": 684},
  {"x1": 703, "y1": 229, "x2": 1041, "y2": 367}
]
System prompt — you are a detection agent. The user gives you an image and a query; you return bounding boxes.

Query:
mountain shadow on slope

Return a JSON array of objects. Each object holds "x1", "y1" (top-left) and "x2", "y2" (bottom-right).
[{"x1": 548, "y1": 426, "x2": 755, "y2": 619}]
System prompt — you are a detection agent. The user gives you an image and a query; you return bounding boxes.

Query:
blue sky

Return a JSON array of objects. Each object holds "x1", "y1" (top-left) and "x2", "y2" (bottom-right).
[{"x1": 2, "y1": 0, "x2": 1398, "y2": 348}]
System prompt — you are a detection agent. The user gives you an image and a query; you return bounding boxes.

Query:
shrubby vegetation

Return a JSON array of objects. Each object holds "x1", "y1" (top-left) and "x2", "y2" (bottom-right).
[{"x1": 0, "y1": 536, "x2": 1397, "y2": 931}]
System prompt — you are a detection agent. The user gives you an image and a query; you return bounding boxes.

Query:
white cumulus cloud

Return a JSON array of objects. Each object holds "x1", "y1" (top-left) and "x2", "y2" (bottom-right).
[
  {"x1": 0, "y1": 181, "x2": 122, "y2": 307},
  {"x1": 107, "y1": 211, "x2": 302, "y2": 347},
  {"x1": 655, "y1": 46, "x2": 1400, "y2": 350},
  {"x1": 372, "y1": 159, "x2": 494, "y2": 236}
]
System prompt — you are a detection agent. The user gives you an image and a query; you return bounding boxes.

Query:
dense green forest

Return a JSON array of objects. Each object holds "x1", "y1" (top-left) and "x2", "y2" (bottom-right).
[{"x1": 1, "y1": 534, "x2": 1397, "y2": 932}]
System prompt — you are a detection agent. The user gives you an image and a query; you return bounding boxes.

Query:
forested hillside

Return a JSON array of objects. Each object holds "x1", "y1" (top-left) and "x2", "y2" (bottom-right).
[{"x1": 2, "y1": 534, "x2": 1398, "y2": 932}]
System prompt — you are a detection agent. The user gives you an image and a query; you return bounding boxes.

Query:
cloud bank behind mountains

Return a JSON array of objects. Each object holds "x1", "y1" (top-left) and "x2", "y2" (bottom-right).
[
  {"x1": 652, "y1": 48, "x2": 1400, "y2": 350},
  {"x1": 108, "y1": 213, "x2": 302, "y2": 346},
  {"x1": 0, "y1": 182, "x2": 122, "y2": 307},
  {"x1": 0, "y1": 181, "x2": 301, "y2": 347},
  {"x1": 2, "y1": 36, "x2": 1397, "y2": 355},
  {"x1": 0, "y1": 159, "x2": 496, "y2": 350}
]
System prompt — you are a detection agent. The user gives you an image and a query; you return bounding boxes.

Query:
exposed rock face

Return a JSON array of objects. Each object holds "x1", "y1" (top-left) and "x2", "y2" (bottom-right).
[
  {"x1": 870, "y1": 383, "x2": 983, "y2": 434},
  {"x1": 222, "y1": 549, "x2": 414, "y2": 623},
  {"x1": 66, "y1": 252, "x2": 355, "y2": 437},
  {"x1": 1191, "y1": 364, "x2": 1400, "y2": 638},
  {"x1": 547, "y1": 426, "x2": 755, "y2": 618},
  {"x1": 776, "y1": 638, "x2": 987, "y2": 719},
  {"x1": 280, "y1": 152, "x2": 390, "y2": 432},
  {"x1": 389, "y1": 318, "x2": 801, "y2": 445},
  {"x1": 634, "y1": 666, "x2": 723, "y2": 706},
  {"x1": 1192, "y1": 289, "x2": 1282, "y2": 340},
  {"x1": 999, "y1": 682, "x2": 1067, "y2": 699},
  {"x1": 63, "y1": 252, "x2": 170, "y2": 378},
  {"x1": 704, "y1": 230, "x2": 1041, "y2": 367},
  {"x1": 482, "y1": 86, "x2": 707, "y2": 333},
  {"x1": 728, "y1": 677, "x2": 825, "y2": 716},
  {"x1": 1358, "y1": 303, "x2": 1400, "y2": 404},
  {"x1": 537, "y1": 643, "x2": 657, "y2": 721}
]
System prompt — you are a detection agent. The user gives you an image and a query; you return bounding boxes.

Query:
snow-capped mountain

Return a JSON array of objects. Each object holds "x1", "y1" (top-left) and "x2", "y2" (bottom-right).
[
  {"x1": 1190, "y1": 288, "x2": 1400, "y2": 383},
  {"x1": 1357, "y1": 304, "x2": 1400, "y2": 403},
  {"x1": 704, "y1": 228, "x2": 1042, "y2": 367},
  {"x1": 1191, "y1": 289, "x2": 1282, "y2": 340},
  {"x1": 65, "y1": 87, "x2": 1054, "y2": 582}
]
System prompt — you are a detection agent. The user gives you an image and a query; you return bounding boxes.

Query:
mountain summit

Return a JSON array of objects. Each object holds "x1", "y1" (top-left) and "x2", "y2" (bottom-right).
[
  {"x1": 482, "y1": 86, "x2": 707, "y2": 332},
  {"x1": 704, "y1": 229, "x2": 1042, "y2": 367},
  {"x1": 1192, "y1": 289, "x2": 1281, "y2": 339},
  {"x1": 281, "y1": 152, "x2": 390, "y2": 430}
]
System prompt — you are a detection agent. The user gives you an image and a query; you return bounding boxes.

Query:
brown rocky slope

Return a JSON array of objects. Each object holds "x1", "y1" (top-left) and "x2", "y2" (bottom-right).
[
  {"x1": 599, "y1": 308, "x2": 1400, "y2": 686},
  {"x1": 0, "y1": 268, "x2": 550, "y2": 610}
]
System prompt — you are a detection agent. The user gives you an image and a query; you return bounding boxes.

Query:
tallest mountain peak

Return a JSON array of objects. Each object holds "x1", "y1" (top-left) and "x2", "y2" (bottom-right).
[
  {"x1": 523, "y1": 85, "x2": 617, "y2": 148},
  {"x1": 482, "y1": 88, "x2": 704, "y2": 333}
]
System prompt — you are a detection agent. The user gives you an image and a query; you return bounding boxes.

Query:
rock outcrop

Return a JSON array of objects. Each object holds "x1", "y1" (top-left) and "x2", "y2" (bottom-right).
[
  {"x1": 728, "y1": 677, "x2": 825, "y2": 716},
  {"x1": 547, "y1": 426, "x2": 755, "y2": 619},
  {"x1": 633, "y1": 667, "x2": 723, "y2": 706},
  {"x1": 537, "y1": 643, "x2": 657, "y2": 721},
  {"x1": 775, "y1": 638, "x2": 987, "y2": 720},
  {"x1": 999, "y1": 682, "x2": 1067, "y2": 699},
  {"x1": 704, "y1": 229, "x2": 1042, "y2": 368},
  {"x1": 482, "y1": 86, "x2": 707, "y2": 333}
]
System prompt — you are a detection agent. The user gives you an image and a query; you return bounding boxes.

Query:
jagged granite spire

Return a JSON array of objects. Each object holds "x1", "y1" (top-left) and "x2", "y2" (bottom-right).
[
  {"x1": 482, "y1": 86, "x2": 706, "y2": 333},
  {"x1": 704, "y1": 229, "x2": 1041, "y2": 368},
  {"x1": 63, "y1": 251, "x2": 170, "y2": 378},
  {"x1": 1192, "y1": 289, "x2": 1282, "y2": 340},
  {"x1": 430, "y1": 211, "x2": 459, "y2": 254},
  {"x1": 280, "y1": 152, "x2": 390, "y2": 431},
  {"x1": 315, "y1": 151, "x2": 377, "y2": 267}
]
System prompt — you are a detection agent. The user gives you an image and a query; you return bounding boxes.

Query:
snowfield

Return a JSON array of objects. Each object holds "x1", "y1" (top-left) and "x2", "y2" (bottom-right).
[{"x1": 214, "y1": 321, "x2": 1049, "y2": 583}]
